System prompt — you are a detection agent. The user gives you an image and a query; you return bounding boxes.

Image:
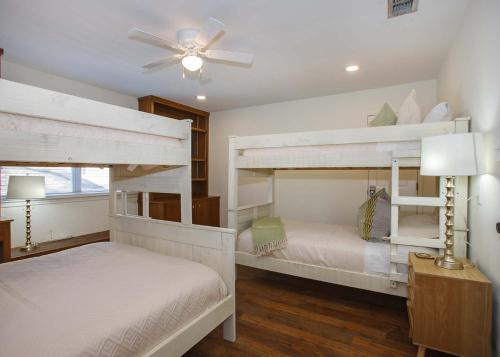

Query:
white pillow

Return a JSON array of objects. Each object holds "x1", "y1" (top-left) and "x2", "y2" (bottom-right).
[
  {"x1": 423, "y1": 102, "x2": 452, "y2": 123},
  {"x1": 397, "y1": 89, "x2": 421, "y2": 125}
]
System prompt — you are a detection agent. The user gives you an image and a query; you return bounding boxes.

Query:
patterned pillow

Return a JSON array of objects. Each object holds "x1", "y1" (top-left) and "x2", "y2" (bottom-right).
[{"x1": 357, "y1": 189, "x2": 391, "y2": 240}]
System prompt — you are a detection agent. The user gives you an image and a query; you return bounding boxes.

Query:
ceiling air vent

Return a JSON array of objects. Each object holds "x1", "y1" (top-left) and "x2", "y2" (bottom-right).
[{"x1": 388, "y1": 0, "x2": 418, "y2": 18}]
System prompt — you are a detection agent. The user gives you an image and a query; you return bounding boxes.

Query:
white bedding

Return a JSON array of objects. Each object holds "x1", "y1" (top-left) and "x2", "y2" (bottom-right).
[
  {"x1": 0, "y1": 242, "x2": 227, "y2": 357},
  {"x1": 237, "y1": 218, "x2": 437, "y2": 276},
  {"x1": 241, "y1": 141, "x2": 421, "y2": 157}
]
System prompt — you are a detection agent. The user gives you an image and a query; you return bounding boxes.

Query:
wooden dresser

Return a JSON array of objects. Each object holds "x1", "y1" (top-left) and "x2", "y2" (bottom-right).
[
  {"x1": 0, "y1": 218, "x2": 13, "y2": 263},
  {"x1": 138, "y1": 96, "x2": 220, "y2": 227},
  {"x1": 407, "y1": 253, "x2": 492, "y2": 357}
]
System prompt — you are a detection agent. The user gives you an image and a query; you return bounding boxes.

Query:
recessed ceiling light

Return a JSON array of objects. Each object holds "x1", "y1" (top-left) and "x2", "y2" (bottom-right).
[
  {"x1": 196, "y1": 95, "x2": 207, "y2": 100},
  {"x1": 345, "y1": 65, "x2": 360, "y2": 72}
]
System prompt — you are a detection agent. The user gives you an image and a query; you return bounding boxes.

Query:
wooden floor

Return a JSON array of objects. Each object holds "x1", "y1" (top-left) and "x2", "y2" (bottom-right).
[{"x1": 185, "y1": 265, "x2": 450, "y2": 357}]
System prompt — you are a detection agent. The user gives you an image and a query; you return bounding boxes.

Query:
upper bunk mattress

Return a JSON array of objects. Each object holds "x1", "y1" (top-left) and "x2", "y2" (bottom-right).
[
  {"x1": 237, "y1": 217, "x2": 438, "y2": 276},
  {"x1": 0, "y1": 242, "x2": 227, "y2": 357}
]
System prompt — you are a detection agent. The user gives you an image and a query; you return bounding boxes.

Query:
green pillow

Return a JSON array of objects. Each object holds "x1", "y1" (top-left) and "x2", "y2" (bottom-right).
[
  {"x1": 369, "y1": 103, "x2": 397, "y2": 127},
  {"x1": 357, "y1": 189, "x2": 391, "y2": 240}
]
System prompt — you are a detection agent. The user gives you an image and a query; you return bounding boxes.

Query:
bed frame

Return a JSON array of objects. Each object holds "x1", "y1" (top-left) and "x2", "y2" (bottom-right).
[
  {"x1": 228, "y1": 119, "x2": 470, "y2": 297},
  {"x1": 0, "y1": 78, "x2": 236, "y2": 356}
]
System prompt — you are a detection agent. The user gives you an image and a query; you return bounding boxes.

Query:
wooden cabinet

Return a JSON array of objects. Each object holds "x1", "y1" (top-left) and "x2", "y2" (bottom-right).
[
  {"x1": 193, "y1": 196, "x2": 220, "y2": 227},
  {"x1": 0, "y1": 218, "x2": 12, "y2": 263},
  {"x1": 141, "y1": 195, "x2": 220, "y2": 227},
  {"x1": 148, "y1": 197, "x2": 182, "y2": 222},
  {"x1": 138, "y1": 96, "x2": 220, "y2": 226},
  {"x1": 408, "y1": 253, "x2": 492, "y2": 357}
]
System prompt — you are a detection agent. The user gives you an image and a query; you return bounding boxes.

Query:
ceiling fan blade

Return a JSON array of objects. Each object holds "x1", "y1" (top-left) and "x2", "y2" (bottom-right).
[
  {"x1": 142, "y1": 54, "x2": 183, "y2": 70},
  {"x1": 204, "y1": 50, "x2": 254, "y2": 65},
  {"x1": 128, "y1": 28, "x2": 183, "y2": 51},
  {"x1": 195, "y1": 18, "x2": 225, "y2": 48}
]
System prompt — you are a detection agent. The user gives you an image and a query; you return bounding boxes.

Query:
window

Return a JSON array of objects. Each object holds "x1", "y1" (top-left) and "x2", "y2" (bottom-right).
[{"x1": 0, "y1": 167, "x2": 109, "y2": 197}]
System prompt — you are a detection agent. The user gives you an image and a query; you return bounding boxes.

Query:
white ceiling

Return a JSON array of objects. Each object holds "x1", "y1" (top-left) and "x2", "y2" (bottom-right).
[{"x1": 0, "y1": 0, "x2": 468, "y2": 111}]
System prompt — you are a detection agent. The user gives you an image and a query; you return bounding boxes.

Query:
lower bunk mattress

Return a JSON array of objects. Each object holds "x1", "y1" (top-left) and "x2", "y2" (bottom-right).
[
  {"x1": 0, "y1": 242, "x2": 227, "y2": 357},
  {"x1": 237, "y1": 216, "x2": 438, "y2": 276}
]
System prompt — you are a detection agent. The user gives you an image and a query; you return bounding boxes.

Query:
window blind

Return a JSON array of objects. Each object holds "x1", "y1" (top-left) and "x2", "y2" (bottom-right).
[{"x1": 0, "y1": 167, "x2": 109, "y2": 197}]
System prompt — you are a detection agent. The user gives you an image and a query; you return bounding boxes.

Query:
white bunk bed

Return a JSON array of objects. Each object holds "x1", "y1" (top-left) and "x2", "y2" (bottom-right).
[
  {"x1": 228, "y1": 119, "x2": 470, "y2": 297},
  {"x1": 0, "y1": 79, "x2": 236, "y2": 357}
]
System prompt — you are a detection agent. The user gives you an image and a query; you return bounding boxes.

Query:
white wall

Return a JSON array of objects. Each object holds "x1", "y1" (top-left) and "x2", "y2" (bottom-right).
[
  {"x1": 2, "y1": 195, "x2": 109, "y2": 247},
  {"x1": 209, "y1": 80, "x2": 437, "y2": 227},
  {"x1": 3, "y1": 60, "x2": 137, "y2": 109},
  {"x1": 1, "y1": 60, "x2": 137, "y2": 246},
  {"x1": 437, "y1": 1, "x2": 500, "y2": 354}
]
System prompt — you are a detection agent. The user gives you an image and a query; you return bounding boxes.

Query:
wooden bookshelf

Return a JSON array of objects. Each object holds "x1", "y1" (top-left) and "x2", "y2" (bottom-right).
[{"x1": 137, "y1": 96, "x2": 219, "y2": 226}]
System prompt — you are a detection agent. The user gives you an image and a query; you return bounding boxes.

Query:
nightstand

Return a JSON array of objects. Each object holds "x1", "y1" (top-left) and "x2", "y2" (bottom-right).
[
  {"x1": 408, "y1": 253, "x2": 492, "y2": 357},
  {"x1": 0, "y1": 218, "x2": 13, "y2": 263}
]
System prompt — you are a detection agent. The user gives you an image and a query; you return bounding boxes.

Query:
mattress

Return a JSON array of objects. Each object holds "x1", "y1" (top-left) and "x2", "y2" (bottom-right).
[
  {"x1": 237, "y1": 217, "x2": 437, "y2": 276},
  {"x1": 0, "y1": 242, "x2": 227, "y2": 357},
  {"x1": 241, "y1": 141, "x2": 421, "y2": 157}
]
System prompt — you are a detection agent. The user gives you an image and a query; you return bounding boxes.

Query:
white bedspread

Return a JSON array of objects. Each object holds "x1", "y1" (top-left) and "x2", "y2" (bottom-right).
[
  {"x1": 237, "y1": 218, "x2": 437, "y2": 276},
  {"x1": 0, "y1": 242, "x2": 227, "y2": 357}
]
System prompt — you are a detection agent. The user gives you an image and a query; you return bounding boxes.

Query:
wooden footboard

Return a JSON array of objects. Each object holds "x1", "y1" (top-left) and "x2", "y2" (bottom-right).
[{"x1": 110, "y1": 215, "x2": 236, "y2": 356}]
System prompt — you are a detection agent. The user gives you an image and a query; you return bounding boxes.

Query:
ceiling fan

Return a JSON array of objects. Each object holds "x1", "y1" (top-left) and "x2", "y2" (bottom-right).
[{"x1": 129, "y1": 18, "x2": 254, "y2": 76}]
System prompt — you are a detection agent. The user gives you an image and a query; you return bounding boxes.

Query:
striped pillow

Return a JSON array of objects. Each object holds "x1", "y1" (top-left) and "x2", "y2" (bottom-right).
[{"x1": 357, "y1": 189, "x2": 391, "y2": 240}]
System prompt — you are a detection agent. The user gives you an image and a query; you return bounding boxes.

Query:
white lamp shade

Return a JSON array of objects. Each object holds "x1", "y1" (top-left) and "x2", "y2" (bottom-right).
[
  {"x1": 421, "y1": 133, "x2": 484, "y2": 176},
  {"x1": 6, "y1": 176, "x2": 46, "y2": 199}
]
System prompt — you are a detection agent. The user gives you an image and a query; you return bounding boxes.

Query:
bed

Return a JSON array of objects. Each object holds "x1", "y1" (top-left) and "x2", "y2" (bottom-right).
[
  {"x1": 228, "y1": 119, "x2": 470, "y2": 296},
  {"x1": 240, "y1": 141, "x2": 422, "y2": 168},
  {"x1": 0, "y1": 242, "x2": 227, "y2": 357},
  {"x1": 237, "y1": 216, "x2": 438, "y2": 277},
  {"x1": 0, "y1": 78, "x2": 237, "y2": 356},
  {"x1": 232, "y1": 122, "x2": 465, "y2": 169}
]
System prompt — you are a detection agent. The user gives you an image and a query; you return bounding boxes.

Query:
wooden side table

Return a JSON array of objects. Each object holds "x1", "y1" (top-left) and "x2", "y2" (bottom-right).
[
  {"x1": 408, "y1": 253, "x2": 492, "y2": 357},
  {"x1": 11, "y1": 231, "x2": 109, "y2": 261},
  {"x1": 0, "y1": 218, "x2": 13, "y2": 263}
]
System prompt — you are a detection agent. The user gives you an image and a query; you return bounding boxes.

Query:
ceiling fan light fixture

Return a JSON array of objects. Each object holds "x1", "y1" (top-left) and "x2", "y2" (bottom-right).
[
  {"x1": 196, "y1": 95, "x2": 207, "y2": 100},
  {"x1": 182, "y1": 55, "x2": 203, "y2": 72}
]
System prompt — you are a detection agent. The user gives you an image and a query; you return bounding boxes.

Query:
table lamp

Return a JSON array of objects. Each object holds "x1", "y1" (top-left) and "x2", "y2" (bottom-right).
[
  {"x1": 420, "y1": 133, "x2": 483, "y2": 270},
  {"x1": 7, "y1": 176, "x2": 46, "y2": 252}
]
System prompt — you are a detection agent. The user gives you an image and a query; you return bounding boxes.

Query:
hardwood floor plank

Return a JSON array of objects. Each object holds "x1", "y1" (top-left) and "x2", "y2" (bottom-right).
[
  {"x1": 240, "y1": 291, "x2": 392, "y2": 340},
  {"x1": 184, "y1": 266, "x2": 451, "y2": 357},
  {"x1": 237, "y1": 275, "x2": 409, "y2": 328}
]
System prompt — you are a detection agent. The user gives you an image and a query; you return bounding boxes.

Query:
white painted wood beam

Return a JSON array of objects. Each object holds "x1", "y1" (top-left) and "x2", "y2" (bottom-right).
[
  {"x1": 234, "y1": 121, "x2": 457, "y2": 149},
  {"x1": 0, "y1": 79, "x2": 189, "y2": 139}
]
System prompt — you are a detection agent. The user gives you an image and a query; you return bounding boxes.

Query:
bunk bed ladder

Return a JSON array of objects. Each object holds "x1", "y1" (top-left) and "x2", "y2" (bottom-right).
[{"x1": 389, "y1": 158, "x2": 446, "y2": 286}]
